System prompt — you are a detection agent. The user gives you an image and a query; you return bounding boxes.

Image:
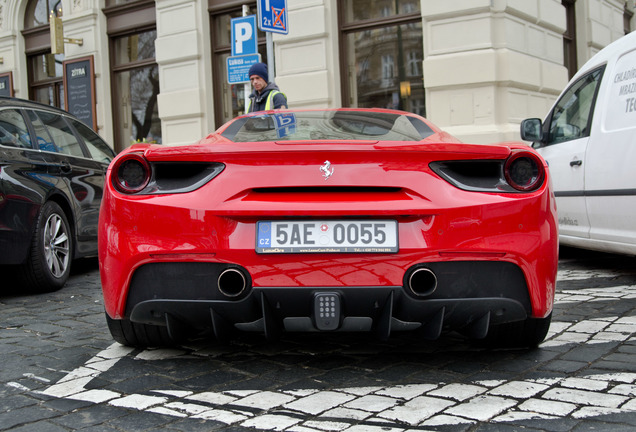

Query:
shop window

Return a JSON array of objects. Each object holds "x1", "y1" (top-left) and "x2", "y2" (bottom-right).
[
  {"x1": 23, "y1": 0, "x2": 64, "y2": 107},
  {"x1": 339, "y1": 0, "x2": 425, "y2": 115},
  {"x1": 104, "y1": 0, "x2": 160, "y2": 152},
  {"x1": 210, "y1": 2, "x2": 266, "y2": 127},
  {"x1": 111, "y1": 30, "x2": 161, "y2": 151}
]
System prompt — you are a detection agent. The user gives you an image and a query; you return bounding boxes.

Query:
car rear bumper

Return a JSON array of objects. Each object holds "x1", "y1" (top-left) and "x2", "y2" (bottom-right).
[{"x1": 122, "y1": 260, "x2": 533, "y2": 340}]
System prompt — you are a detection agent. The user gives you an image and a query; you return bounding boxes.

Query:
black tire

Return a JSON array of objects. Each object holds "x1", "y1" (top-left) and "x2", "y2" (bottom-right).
[
  {"x1": 106, "y1": 313, "x2": 175, "y2": 348},
  {"x1": 19, "y1": 201, "x2": 73, "y2": 292},
  {"x1": 483, "y1": 313, "x2": 552, "y2": 348}
]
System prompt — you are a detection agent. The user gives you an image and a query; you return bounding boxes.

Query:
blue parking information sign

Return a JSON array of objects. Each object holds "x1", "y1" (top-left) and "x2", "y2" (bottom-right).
[
  {"x1": 258, "y1": 0, "x2": 288, "y2": 34},
  {"x1": 227, "y1": 54, "x2": 262, "y2": 84}
]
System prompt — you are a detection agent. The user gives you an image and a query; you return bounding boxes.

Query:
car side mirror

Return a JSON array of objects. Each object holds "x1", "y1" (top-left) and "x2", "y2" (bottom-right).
[{"x1": 520, "y1": 118, "x2": 543, "y2": 143}]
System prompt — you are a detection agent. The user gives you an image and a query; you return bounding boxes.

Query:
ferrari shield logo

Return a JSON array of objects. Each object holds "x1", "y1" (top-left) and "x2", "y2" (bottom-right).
[{"x1": 320, "y1": 160, "x2": 334, "y2": 180}]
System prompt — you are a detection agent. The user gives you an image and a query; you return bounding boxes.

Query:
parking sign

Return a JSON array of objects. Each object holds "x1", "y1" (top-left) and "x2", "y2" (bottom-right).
[
  {"x1": 231, "y1": 15, "x2": 258, "y2": 56},
  {"x1": 227, "y1": 54, "x2": 262, "y2": 84},
  {"x1": 258, "y1": 0, "x2": 288, "y2": 34}
]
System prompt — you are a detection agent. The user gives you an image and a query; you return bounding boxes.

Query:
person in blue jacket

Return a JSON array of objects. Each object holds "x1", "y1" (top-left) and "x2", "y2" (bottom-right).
[{"x1": 246, "y1": 62, "x2": 287, "y2": 112}]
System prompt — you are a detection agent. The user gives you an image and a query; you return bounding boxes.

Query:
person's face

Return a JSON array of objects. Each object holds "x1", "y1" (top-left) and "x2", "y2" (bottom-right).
[{"x1": 250, "y1": 75, "x2": 267, "y2": 92}]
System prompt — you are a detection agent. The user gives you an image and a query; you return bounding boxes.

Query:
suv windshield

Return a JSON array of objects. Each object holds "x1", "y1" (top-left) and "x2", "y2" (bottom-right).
[{"x1": 220, "y1": 111, "x2": 435, "y2": 142}]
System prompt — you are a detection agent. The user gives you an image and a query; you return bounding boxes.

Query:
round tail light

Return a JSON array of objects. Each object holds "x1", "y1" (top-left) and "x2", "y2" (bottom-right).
[
  {"x1": 504, "y1": 151, "x2": 545, "y2": 192},
  {"x1": 112, "y1": 153, "x2": 151, "y2": 194}
]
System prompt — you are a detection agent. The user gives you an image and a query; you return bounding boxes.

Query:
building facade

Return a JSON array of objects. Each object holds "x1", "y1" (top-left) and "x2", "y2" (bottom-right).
[{"x1": 0, "y1": 0, "x2": 633, "y2": 151}]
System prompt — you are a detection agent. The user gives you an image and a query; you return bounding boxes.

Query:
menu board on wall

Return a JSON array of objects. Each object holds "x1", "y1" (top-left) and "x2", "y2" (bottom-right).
[
  {"x1": 63, "y1": 56, "x2": 97, "y2": 130},
  {"x1": 0, "y1": 72, "x2": 14, "y2": 97}
]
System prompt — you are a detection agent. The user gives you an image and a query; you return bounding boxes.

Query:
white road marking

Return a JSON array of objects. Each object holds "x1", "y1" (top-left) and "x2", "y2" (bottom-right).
[
  {"x1": 7, "y1": 382, "x2": 31, "y2": 392},
  {"x1": 33, "y1": 316, "x2": 635, "y2": 429},
  {"x1": 27, "y1": 275, "x2": 636, "y2": 430},
  {"x1": 23, "y1": 373, "x2": 50, "y2": 383}
]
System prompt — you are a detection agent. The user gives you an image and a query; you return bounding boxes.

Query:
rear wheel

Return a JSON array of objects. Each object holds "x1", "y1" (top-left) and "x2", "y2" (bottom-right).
[
  {"x1": 19, "y1": 201, "x2": 72, "y2": 292},
  {"x1": 484, "y1": 313, "x2": 552, "y2": 348},
  {"x1": 106, "y1": 313, "x2": 175, "y2": 347}
]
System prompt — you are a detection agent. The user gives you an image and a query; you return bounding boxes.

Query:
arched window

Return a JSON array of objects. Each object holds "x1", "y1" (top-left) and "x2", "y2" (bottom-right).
[
  {"x1": 23, "y1": 0, "x2": 65, "y2": 107},
  {"x1": 25, "y1": 0, "x2": 62, "y2": 28}
]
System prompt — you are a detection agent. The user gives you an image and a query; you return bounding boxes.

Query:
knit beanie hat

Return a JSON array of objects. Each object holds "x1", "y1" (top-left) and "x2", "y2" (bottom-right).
[{"x1": 248, "y1": 62, "x2": 268, "y2": 82}]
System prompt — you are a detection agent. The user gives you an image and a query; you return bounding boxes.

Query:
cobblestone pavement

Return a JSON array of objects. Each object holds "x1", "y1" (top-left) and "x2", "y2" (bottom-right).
[{"x1": 2, "y1": 247, "x2": 636, "y2": 431}]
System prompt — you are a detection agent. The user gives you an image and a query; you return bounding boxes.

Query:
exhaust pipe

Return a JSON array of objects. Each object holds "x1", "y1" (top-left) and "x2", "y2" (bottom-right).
[
  {"x1": 408, "y1": 268, "x2": 437, "y2": 297},
  {"x1": 218, "y1": 268, "x2": 247, "y2": 298}
]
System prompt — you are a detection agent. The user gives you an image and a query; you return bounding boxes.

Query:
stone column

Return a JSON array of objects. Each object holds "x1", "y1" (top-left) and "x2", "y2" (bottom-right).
[
  {"x1": 155, "y1": 0, "x2": 213, "y2": 146},
  {"x1": 421, "y1": 0, "x2": 569, "y2": 143}
]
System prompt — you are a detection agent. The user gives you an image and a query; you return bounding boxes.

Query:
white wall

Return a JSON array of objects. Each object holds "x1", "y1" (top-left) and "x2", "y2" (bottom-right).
[
  {"x1": 421, "y1": 0, "x2": 569, "y2": 144},
  {"x1": 577, "y1": 0, "x2": 630, "y2": 61}
]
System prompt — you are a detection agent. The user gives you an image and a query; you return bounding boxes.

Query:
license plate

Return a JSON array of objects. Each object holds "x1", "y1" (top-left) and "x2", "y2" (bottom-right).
[{"x1": 256, "y1": 220, "x2": 398, "y2": 254}]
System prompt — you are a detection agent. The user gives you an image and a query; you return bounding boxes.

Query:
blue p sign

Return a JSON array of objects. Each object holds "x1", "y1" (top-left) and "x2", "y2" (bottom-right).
[{"x1": 231, "y1": 16, "x2": 258, "y2": 56}]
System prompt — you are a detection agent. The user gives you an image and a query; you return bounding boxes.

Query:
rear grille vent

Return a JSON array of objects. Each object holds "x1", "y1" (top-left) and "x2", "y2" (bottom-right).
[{"x1": 252, "y1": 187, "x2": 401, "y2": 193}]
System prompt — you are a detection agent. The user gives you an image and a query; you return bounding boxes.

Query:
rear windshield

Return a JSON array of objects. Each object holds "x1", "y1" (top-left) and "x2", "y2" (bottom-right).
[{"x1": 220, "y1": 111, "x2": 435, "y2": 142}]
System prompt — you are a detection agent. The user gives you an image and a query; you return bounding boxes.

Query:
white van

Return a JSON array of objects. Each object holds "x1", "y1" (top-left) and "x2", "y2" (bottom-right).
[{"x1": 521, "y1": 31, "x2": 636, "y2": 255}]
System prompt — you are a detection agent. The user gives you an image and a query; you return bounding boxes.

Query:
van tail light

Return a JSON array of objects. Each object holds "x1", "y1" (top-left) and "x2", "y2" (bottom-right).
[
  {"x1": 504, "y1": 151, "x2": 545, "y2": 192},
  {"x1": 112, "y1": 153, "x2": 151, "y2": 194}
]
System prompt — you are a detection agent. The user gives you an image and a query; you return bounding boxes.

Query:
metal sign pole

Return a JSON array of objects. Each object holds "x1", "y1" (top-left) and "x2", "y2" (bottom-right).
[
  {"x1": 243, "y1": 5, "x2": 250, "y2": 113},
  {"x1": 267, "y1": 32, "x2": 275, "y2": 83}
]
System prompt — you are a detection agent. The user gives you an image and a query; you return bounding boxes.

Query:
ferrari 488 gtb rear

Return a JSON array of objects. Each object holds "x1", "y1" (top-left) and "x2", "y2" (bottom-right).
[{"x1": 99, "y1": 109, "x2": 558, "y2": 348}]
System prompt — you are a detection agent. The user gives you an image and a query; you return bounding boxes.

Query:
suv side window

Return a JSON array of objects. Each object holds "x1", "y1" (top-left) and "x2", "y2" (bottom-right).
[
  {"x1": 547, "y1": 67, "x2": 604, "y2": 145},
  {"x1": 33, "y1": 111, "x2": 85, "y2": 158},
  {"x1": 0, "y1": 109, "x2": 32, "y2": 149},
  {"x1": 69, "y1": 119, "x2": 115, "y2": 162},
  {"x1": 26, "y1": 109, "x2": 56, "y2": 152}
]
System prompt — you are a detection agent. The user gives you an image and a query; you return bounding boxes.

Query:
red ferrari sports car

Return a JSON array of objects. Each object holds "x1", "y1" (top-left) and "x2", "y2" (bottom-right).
[{"x1": 99, "y1": 109, "x2": 558, "y2": 348}]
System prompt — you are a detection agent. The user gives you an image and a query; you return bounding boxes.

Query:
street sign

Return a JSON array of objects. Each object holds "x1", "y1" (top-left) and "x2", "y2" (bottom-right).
[
  {"x1": 227, "y1": 53, "x2": 262, "y2": 84},
  {"x1": 257, "y1": 0, "x2": 288, "y2": 34},
  {"x1": 231, "y1": 15, "x2": 257, "y2": 56}
]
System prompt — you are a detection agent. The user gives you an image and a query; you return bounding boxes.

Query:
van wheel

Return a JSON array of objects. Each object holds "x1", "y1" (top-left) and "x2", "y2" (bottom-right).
[
  {"x1": 106, "y1": 313, "x2": 175, "y2": 348},
  {"x1": 19, "y1": 201, "x2": 72, "y2": 292},
  {"x1": 483, "y1": 313, "x2": 552, "y2": 348}
]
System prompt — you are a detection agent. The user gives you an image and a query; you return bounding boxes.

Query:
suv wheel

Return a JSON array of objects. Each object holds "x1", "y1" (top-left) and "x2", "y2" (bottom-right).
[{"x1": 19, "y1": 201, "x2": 73, "y2": 292}]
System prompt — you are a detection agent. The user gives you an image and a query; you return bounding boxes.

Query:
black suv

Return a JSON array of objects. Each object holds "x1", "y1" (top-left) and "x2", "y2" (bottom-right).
[{"x1": 0, "y1": 97, "x2": 115, "y2": 292}]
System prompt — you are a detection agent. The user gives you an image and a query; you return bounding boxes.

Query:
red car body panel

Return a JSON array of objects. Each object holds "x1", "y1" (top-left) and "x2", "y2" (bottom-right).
[{"x1": 99, "y1": 109, "x2": 558, "y2": 346}]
